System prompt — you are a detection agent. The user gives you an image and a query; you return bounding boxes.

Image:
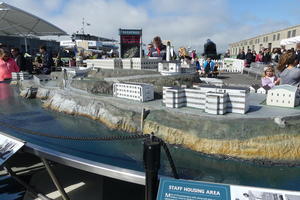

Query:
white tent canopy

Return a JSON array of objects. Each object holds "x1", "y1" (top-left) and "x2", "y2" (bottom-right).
[
  {"x1": 0, "y1": 2, "x2": 67, "y2": 36},
  {"x1": 280, "y1": 36, "x2": 300, "y2": 46}
]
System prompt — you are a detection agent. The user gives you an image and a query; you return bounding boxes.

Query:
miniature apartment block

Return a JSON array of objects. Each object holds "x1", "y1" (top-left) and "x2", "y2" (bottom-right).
[
  {"x1": 86, "y1": 58, "x2": 122, "y2": 69},
  {"x1": 205, "y1": 92, "x2": 229, "y2": 115},
  {"x1": 158, "y1": 61, "x2": 196, "y2": 75},
  {"x1": 158, "y1": 62, "x2": 181, "y2": 75},
  {"x1": 33, "y1": 75, "x2": 52, "y2": 85},
  {"x1": 266, "y1": 85, "x2": 300, "y2": 108},
  {"x1": 113, "y1": 82, "x2": 154, "y2": 102},
  {"x1": 11, "y1": 72, "x2": 32, "y2": 80},
  {"x1": 163, "y1": 85, "x2": 249, "y2": 115},
  {"x1": 131, "y1": 58, "x2": 162, "y2": 71}
]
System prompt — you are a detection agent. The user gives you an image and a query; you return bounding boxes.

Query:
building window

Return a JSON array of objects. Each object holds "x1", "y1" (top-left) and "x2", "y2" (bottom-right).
[
  {"x1": 288, "y1": 31, "x2": 291, "y2": 38},
  {"x1": 273, "y1": 34, "x2": 276, "y2": 41},
  {"x1": 266, "y1": 36, "x2": 268, "y2": 42},
  {"x1": 292, "y1": 30, "x2": 296, "y2": 37},
  {"x1": 277, "y1": 33, "x2": 280, "y2": 40}
]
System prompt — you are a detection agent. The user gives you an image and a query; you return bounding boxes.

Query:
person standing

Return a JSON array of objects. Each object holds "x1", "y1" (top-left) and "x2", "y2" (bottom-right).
[
  {"x1": 262, "y1": 48, "x2": 271, "y2": 64},
  {"x1": 11, "y1": 48, "x2": 26, "y2": 71},
  {"x1": 38, "y1": 46, "x2": 53, "y2": 74},
  {"x1": 245, "y1": 49, "x2": 253, "y2": 68},
  {"x1": 0, "y1": 48, "x2": 20, "y2": 81}
]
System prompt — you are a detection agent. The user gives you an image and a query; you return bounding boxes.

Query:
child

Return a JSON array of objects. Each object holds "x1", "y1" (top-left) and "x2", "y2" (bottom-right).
[{"x1": 261, "y1": 66, "x2": 280, "y2": 88}]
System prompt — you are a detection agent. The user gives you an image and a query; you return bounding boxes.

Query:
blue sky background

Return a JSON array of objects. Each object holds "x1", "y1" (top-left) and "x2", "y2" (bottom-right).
[{"x1": 7, "y1": 0, "x2": 300, "y2": 52}]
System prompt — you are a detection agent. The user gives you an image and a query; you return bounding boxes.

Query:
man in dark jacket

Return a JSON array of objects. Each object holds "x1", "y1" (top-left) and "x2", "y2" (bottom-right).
[
  {"x1": 11, "y1": 48, "x2": 27, "y2": 71},
  {"x1": 245, "y1": 49, "x2": 253, "y2": 67},
  {"x1": 262, "y1": 48, "x2": 271, "y2": 64},
  {"x1": 148, "y1": 36, "x2": 167, "y2": 60},
  {"x1": 204, "y1": 39, "x2": 217, "y2": 59},
  {"x1": 237, "y1": 50, "x2": 246, "y2": 60},
  {"x1": 38, "y1": 46, "x2": 53, "y2": 74}
]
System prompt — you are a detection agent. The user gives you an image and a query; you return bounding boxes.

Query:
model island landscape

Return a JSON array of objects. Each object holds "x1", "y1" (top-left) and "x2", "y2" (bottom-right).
[{"x1": 1, "y1": 1, "x2": 300, "y2": 200}]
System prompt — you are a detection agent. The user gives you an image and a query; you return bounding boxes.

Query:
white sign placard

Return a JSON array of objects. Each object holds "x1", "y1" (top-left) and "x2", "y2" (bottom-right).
[{"x1": 0, "y1": 133, "x2": 24, "y2": 166}]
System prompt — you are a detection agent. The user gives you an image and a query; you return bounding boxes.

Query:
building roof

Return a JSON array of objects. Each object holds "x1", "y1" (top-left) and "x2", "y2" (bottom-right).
[
  {"x1": 0, "y1": 2, "x2": 67, "y2": 36},
  {"x1": 270, "y1": 84, "x2": 299, "y2": 93},
  {"x1": 195, "y1": 84, "x2": 249, "y2": 91},
  {"x1": 229, "y1": 24, "x2": 300, "y2": 46}
]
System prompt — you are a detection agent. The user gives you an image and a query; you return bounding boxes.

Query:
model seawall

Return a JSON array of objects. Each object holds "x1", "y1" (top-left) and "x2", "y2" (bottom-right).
[{"x1": 19, "y1": 85, "x2": 300, "y2": 165}]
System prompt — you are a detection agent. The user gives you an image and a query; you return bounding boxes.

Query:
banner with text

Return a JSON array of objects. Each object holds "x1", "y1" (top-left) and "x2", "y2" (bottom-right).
[{"x1": 157, "y1": 178, "x2": 300, "y2": 200}]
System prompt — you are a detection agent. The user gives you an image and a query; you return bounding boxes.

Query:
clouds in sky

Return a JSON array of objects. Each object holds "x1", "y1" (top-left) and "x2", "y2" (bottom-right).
[{"x1": 7, "y1": 0, "x2": 295, "y2": 52}]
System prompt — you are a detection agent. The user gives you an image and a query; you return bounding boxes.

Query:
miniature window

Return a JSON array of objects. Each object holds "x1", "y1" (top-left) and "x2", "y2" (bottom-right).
[
  {"x1": 288, "y1": 101, "x2": 291, "y2": 104},
  {"x1": 271, "y1": 100, "x2": 273, "y2": 102},
  {"x1": 289, "y1": 94, "x2": 291, "y2": 97},
  {"x1": 283, "y1": 94, "x2": 285, "y2": 97},
  {"x1": 271, "y1": 93, "x2": 273, "y2": 96},
  {"x1": 276, "y1": 100, "x2": 278, "y2": 103},
  {"x1": 277, "y1": 93, "x2": 279, "y2": 96}
]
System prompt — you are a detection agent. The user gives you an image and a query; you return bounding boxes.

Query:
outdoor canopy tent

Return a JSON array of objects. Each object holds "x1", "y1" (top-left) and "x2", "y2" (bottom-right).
[
  {"x1": 0, "y1": 2, "x2": 67, "y2": 36},
  {"x1": 280, "y1": 36, "x2": 300, "y2": 46}
]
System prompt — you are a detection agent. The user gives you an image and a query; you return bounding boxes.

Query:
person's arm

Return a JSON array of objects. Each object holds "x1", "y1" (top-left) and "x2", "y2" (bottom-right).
[{"x1": 12, "y1": 60, "x2": 20, "y2": 72}]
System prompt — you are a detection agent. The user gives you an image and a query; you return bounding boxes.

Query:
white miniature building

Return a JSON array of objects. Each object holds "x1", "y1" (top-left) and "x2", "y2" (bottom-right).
[
  {"x1": 33, "y1": 75, "x2": 52, "y2": 85},
  {"x1": 158, "y1": 62, "x2": 181, "y2": 75},
  {"x1": 266, "y1": 85, "x2": 300, "y2": 108},
  {"x1": 86, "y1": 58, "x2": 122, "y2": 69},
  {"x1": 131, "y1": 57, "x2": 162, "y2": 71},
  {"x1": 11, "y1": 72, "x2": 32, "y2": 80},
  {"x1": 249, "y1": 84, "x2": 260, "y2": 93},
  {"x1": 113, "y1": 82, "x2": 154, "y2": 102},
  {"x1": 122, "y1": 59, "x2": 132, "y2": 69},
  {"x1": 205, "y1": 92, "x2": 229, "y2": 115},
  {"x1": 163, "y1": 85, "x2": 249, "y2": 115},
  {"x1": 257, "y1": 86, "x2": 270, "y2": 94}
]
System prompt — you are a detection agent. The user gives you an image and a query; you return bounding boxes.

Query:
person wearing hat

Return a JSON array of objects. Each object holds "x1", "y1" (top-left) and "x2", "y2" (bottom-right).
[{"x1": 261, "y1": 66, "x2": 280, "y2": 88}]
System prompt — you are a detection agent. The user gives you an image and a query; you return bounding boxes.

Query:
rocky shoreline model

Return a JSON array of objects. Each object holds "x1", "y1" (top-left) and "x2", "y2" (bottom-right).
[{"x1": 18, "y1": 69, "x2": 300, "y2": 166}]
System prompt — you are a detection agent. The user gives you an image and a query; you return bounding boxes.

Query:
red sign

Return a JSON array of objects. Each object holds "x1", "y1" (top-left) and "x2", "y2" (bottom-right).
[{"x1": 121, "y1": 35, "x2": 140, "y2": 44}]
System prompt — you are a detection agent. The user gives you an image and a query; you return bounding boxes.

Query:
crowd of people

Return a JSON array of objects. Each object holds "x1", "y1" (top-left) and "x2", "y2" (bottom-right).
[
  {"x1": 261, "y1": 48, "x2": 300, "y2": 88},
  {"x1": 0, "y1": 44, "x2": 55, "y2": 81}
]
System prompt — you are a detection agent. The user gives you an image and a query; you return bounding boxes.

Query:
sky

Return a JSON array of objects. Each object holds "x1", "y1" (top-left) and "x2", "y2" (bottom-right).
[{"x1": 5, "y1": 0, "x2": 300, "y2": 53}]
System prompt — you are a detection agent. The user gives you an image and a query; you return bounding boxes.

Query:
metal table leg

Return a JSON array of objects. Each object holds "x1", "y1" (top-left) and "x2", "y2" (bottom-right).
[
  {"x1": 41, "y1": 158, "x2": 70, "y2": 200},
  {"x1": 4, "y1": 165, "x2": 53, "y2": 200}
]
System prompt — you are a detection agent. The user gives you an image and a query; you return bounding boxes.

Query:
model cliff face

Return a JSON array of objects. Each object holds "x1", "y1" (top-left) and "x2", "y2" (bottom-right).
[{"x1": 18, "y1": 69, "x2": 300, "y2": 165}]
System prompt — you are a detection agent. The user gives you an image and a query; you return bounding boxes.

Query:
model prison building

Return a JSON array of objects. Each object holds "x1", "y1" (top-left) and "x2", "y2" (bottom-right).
[
  {"x1": 113, "y1": 82, "x2": 154, "y2": 102},
  {"x1": 163, "y1": 85, "x2": 250, "y2": 115}
]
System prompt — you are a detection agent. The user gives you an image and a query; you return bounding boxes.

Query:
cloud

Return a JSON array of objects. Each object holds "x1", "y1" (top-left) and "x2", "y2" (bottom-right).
[{"x1": 5, "y1": 0, "x2": 295, "y2": 53}]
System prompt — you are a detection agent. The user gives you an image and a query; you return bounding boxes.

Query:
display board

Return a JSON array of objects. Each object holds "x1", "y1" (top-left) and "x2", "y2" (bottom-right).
[
  {"x1": 0, "y1": 133, "x2": 24, "y2": 166},
  {"x1": 157, "y1": 178, "x2": 300, "y2": 200},
  {"x1": 119, "y1": 29, "x2": 142, "y2": 58}
]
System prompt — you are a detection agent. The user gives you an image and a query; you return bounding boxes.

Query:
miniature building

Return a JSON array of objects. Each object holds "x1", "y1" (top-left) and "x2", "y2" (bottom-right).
[
  {"x1": 257, "y1": 86, "x2": 271, "y2": 94},
  {"x1": 164, "y1": 85, "x2": 249, "y2": 115},
  {"x1": 11, "y1": 72, "x2": 32, "y2": 80},
  {"x1": 113, "y1": 82, "x2": 154, "y2": 102},
  {"x1": 249, "y1": 84, "x2": 260, "y2": 93},
  {"x1": 158, "y1": 62, "x2": 181, "y2": 75},
  {"x1": 266, "y1": 85, "x2": 300, "y2": 108},
  {"x1": 131, "y1": 57, "x2": 162, "y2": 71},
  {"x1": 86, "y1": 58, "x2": 122, "y2": 69},
  {"x1": 159, "y1": 61, "x2": 196, "y2": 75},
  {"x1": 122, "y1": 59, "x2": 132, "y2": 69},
  {"x1": 205, "y1": 92, "x2": 229, "y2": 115},
  {"x1": 33, "y1": 75, "x2": 52, "y2": 85}
]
